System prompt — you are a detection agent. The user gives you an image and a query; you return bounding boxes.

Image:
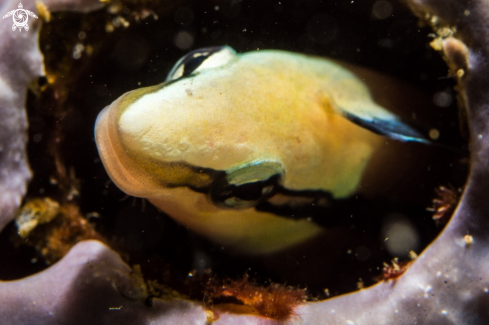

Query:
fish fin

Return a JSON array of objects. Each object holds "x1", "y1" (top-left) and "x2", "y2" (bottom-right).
[{"x1": 342, "y1": 111, "x2": 431, "y2": 144}]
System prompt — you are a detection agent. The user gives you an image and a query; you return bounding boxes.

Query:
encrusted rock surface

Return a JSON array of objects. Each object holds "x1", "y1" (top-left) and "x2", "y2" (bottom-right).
[{"x1": 0, "y1": 0, "x2": 102, "y2": 231}]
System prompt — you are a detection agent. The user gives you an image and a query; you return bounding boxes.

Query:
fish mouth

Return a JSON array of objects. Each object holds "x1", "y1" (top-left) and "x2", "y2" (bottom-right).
[{"x1": 94, "y1": 104, "x2": 154, "y2": 198}]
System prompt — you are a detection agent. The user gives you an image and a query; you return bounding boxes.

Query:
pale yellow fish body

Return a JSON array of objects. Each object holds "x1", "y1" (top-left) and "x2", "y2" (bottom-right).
[{"x1": 95, "y1": 47, "x2": 428, "y2": 254}]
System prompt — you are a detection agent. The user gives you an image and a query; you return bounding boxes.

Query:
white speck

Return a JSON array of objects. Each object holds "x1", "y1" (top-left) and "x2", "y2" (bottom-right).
[
  {"x1": 33, "y1": 133, "x2": 43, "y2": 142},
  {"x1": 72, "y1": 43, "x2": 85, "y2": 59},
  {"x1": 429, "y1": 128, "x2": 440, "y2": 140},
  {"x1": 347, "y1": 249, "x2": 352, "y2": 254},
  {"x1": 174, "y1": 31, "x2": 194, "y2": 50},
  {"x1": 479, "y1": 134, "x2": 483, "y2": 139},
  {"x1": 346, "y1": 320, "x2": 355, "y2": 325},
  {"x1": 0, "y1": 76, "x2": 16, "y2": 102},
  {"x1": 441, "y1": 310, "x2": 448, "y2": 315},
  {"x1": 242, "y1": 28, "x2": 247, "y2": 32},
  {"x1": 417, "y1": 303, "x2": 421, "y2": 307},
  {"x1": 484, "y1": 288, "x2": 488, "y2": 293},
  {"x1": 433, "y1": 91, "x2": 453, "y2": 107},
  {"x1": 395, "y1": 309, "x2": 398, "y2": 313},
  {"x1": 372, "y1": 0, "x2": 393, "y2": 19},
  {"x1": 436, "y1": 271, "x2": 442, "y2": 277},
  {"x1": 423, "y1": 285, "x2": 432, "y2": 298},
  {"x1": 331, "y1": 309, "x2": 336, "y2": 314}
]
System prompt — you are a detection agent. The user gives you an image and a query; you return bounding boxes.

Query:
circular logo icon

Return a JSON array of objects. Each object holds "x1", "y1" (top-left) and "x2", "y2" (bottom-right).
[{"x1": 2, "y1": 3, "x2": 38, "y2": 32}]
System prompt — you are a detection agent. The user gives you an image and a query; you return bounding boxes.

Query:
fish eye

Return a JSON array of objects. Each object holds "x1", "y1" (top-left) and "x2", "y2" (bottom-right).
[
  {"x1": 210, "y1": 161, "x2": 284, "y2": 209},
  {"x1": 166, "y1": 46, "x2": 237, "y2": 81}
]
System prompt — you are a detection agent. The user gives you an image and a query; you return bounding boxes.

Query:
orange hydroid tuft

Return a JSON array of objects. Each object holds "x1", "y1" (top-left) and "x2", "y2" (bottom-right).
[
  {"x1": 206, "y1": 275, "x2": 307, "y2": 322},
  {"x1": 377, "y1": 258, "x2": 412, "y2": 282},
  {"x1": 427, "y1": 185, "x2": 459, "y2": 226}
]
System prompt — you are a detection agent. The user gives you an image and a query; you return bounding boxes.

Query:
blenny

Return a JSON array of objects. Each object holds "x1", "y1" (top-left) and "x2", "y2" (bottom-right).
[{"x1": 95, "y1": 46, "x2": 433, "y2": 254}]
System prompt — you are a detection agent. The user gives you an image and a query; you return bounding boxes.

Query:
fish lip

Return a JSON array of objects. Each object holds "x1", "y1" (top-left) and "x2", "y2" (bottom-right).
[{"x1": 94, "y1": 102, "x2": 153, "y2": 198}]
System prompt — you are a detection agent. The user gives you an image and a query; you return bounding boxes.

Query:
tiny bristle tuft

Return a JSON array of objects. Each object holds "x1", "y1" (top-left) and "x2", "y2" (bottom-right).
[{"x1": 206, "y1": 275, "x2": 307, "y2": 321}]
